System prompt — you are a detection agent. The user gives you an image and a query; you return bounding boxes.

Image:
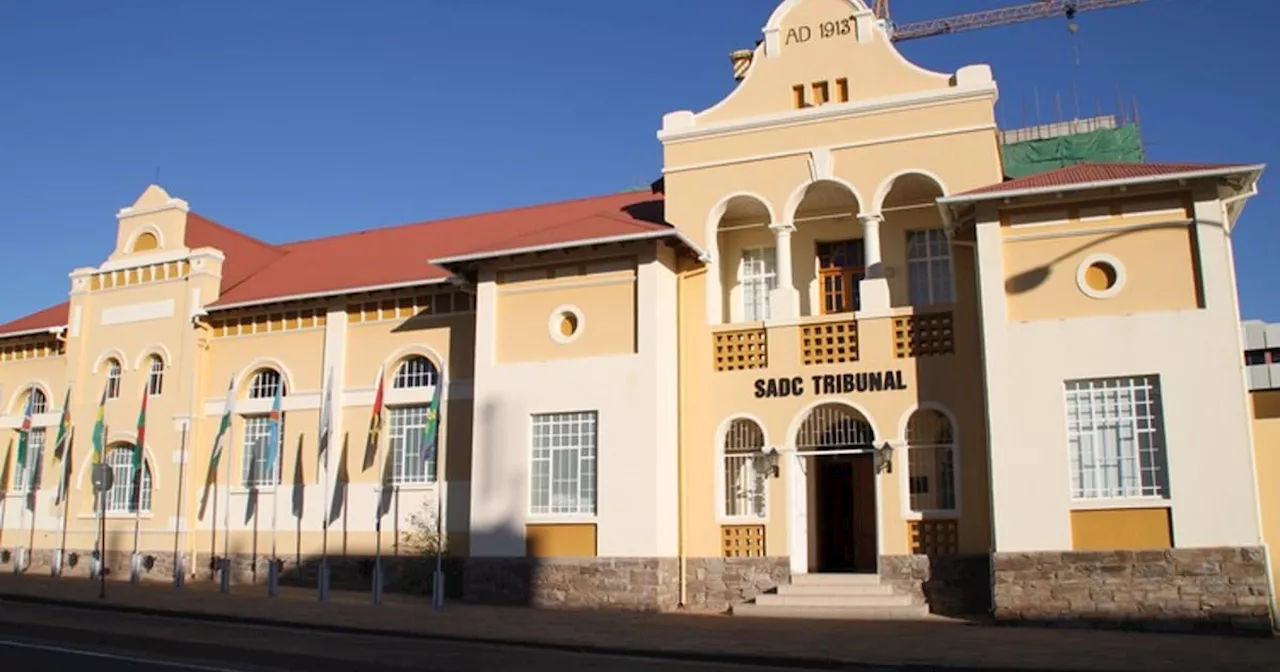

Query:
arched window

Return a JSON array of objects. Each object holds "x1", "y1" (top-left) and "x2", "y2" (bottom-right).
[
  {"x1": 905, "y1": 409, "x2": 957, "y2": 512},
  {"x1": 105, "y1": 359, "x2": 122, "y2": 400},
  {"x1": 392, "y1": 355, "x2": 438, "y2": 389},
  {"x1": 722, "y1": 418, "x2": 766, "y2": 518},
  {"x1": 387, "y1": 355, "x2": 440, "y2": 485},
  {"x1": 23, "y1": 387, "x2": 48, "y2": 415},
  {"x1": 14, "y1": 424, "x2": 45, "y2": 492},
  {"x1": 104, "y1": 446, "x2": 151, "y2": 513},
  {"x1": 146, "y1": 356, "x2": 165, "y2": 396},
  {"x1": 248, "y1": 368, "x2": 284, "y2": 399},
  {"x1": 131, "y1": 231, "x2": 159, "y2": 253}
]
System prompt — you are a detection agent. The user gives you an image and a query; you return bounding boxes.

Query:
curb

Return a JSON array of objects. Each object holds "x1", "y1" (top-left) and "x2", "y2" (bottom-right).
[{"x1": 0, "y1": 591, "x2": 1105, "y2": 672}]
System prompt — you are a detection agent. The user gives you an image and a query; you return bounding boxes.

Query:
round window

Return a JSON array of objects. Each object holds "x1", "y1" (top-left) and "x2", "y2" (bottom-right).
[
  {"x1": 548, "y1": 306, "x2": 584, "y2": 343},
  {"x1": 1075, "y1": 255, "x2": 1125, "y2": 299},
  {"x1": 558, "y1": 312, "x2": 579, "y2": 338}
]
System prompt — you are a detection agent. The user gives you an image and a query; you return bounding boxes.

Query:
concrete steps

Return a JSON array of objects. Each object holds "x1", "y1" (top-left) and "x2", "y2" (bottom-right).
[{"x1": 731, "y1": 573, "x2": 930, "y2": 620}]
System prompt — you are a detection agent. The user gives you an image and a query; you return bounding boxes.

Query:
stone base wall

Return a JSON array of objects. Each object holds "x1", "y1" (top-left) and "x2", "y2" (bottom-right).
[
  {"x1": 463, "y1": 557, "x2": 680, "y2": 611},
  {"x1": 881, "y1": 554, "x2": 992, "y2": 616},
  {"x1": 683, "y1": 557, "x2": 790, "y2": 613},
  {"x1": 994, "y1": 547, "x2": 1274, "y2": 634}
]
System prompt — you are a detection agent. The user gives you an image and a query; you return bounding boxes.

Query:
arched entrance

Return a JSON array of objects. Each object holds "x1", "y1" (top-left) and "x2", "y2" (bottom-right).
[{"x1": 795, "y1": 403, "x2": 878, "y2": 573}]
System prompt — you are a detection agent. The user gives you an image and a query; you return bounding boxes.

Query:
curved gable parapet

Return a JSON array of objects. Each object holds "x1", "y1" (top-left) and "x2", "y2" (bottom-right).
[{"x1": 659, "y1": 0, "x2": 993, "y2": 141}]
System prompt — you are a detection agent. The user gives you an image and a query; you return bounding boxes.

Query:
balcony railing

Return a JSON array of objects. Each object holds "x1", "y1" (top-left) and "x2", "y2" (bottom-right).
[
  {"x1": 891, "y1": 312, "x2": 955, "y2": 358},
  {"x1": 712, "y1": 327, "x2": 768, "y2": 372},
  {"x1": 799, "y1": 315, "x2": 859, "y2": 366}
]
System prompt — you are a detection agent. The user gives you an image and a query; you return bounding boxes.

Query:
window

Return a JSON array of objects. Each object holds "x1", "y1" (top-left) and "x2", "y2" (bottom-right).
[
  {"x1": 241, "y1": 416, "x2": 280, "y2": 487},
  {"x1": 106, "y1": 359, "x2": 122, "y2": 400},
  {"x1": 905, "y1": 409, "x2": 957, "y2": 512},
  {"x1": 388, "y1": 405, "x2": 435, "y2": 484},
  {"x1": 740, "y1": 247, "x2": 777, "y2": 322},
  {"x1": 24, "y1": 388, "x2": 48, "y2": 415},
  {"x1": 530, "y1": 411, "x2": 598, "y2": 515},
  {"x1": 248, "y1": 369, "x2": 284, "y2": 399},
  {"x1": 104, "y1": 446, "x2": 151, "y2": 513},
  {"x1": 393, "y1": 356, "x2": 438, "y2": 389},
  {"x1": 15, "y1": 428, "x2": 44, "y2": 491},
  {"x1": 1065, "y1": 376, "x2": 1168, "y2": 500},
  {"x1": 906, "y1": 229, "x2": 954, "y2": 306},
  {"x1": 817, "y1": 239, "x2": 865, "y2": 314},
  {"x1": 1246, "y1": 348, "x2": 1280, "y2": 366},
  {"x1": 722, "y1": 419, "x2": 766, "y2": 518},
  {"x1": 146, "y1": 356, "x2": 165, "y2": 396}
]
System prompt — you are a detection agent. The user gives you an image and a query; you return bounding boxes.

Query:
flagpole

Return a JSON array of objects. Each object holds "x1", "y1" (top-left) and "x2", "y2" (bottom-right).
[
  {"x1": 270, "y1": 424, "x2": 280, "y2": 597},
  {"x1": 221, "y1": 405, "x2": 233, "y2": 593},
  {"x1": 55, "y1": 428, "x2": 72, "y2": 578},
  {"x1": 173, "y1": 422, "x2": 188, "y2": 588},
  {"x1": 318, "y1": 366, "x2": 332, "y2": 601},
  {"x1": 130, "y1": 448, "x2": 143, "y2": 584},
  {"x1": 431, "y1": 366, "x2": 446, "y2": 609},
  {"x1": 15, "y1": 385, "x2": 34, "y2": 575},
  {"x1": 94, "y1": 423, "x2": 108, "y2": 584}
]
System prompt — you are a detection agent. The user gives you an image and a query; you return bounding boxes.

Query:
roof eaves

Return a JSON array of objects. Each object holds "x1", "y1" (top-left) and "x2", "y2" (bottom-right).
[
  {"x1": 429, "y1": 229, "x2": 706, "y2": 267},
  {"x1": 207, "y1": 277, "x2": 453, "y2": 313},
  {"x1": 938, "y1": 164, "x2": 1267, "y2": 206},
  {"x1": 0, "y1": 325, "x2": 67, "y2": 340}
]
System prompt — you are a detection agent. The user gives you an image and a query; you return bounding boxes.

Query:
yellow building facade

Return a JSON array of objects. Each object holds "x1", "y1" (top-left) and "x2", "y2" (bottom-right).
[{"x1": 0, "y1": 0, "x2": 1273, "y2": 630}]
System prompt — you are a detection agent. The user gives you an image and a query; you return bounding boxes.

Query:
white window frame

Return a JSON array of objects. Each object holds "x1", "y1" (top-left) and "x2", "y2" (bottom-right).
[
  {"x1": 1064, "y1": 375, "x2": 1169, "y2": 502},
  {"x1": 529, "y1": 411, "x2": 598, "y2": 518},
  {"x1": 15, "y1": 427, "x2": 45, "y2": 492},
  {"x1": 146, "y1": 356, "x2": 165, "y2": 396},
  {"x1": 738, "y1": 246, "x2": 777, "y2": 323},
  {"x1": 899, "y1": 406, "x2": 959, "y2": 518},
  {"x1": 248, "y1": 369, "x2": 283, "y2": 399},
  {"x1": 717, "y1": 417, "x2": 768, "y2": 521},
  {"x1": 393, "y1": 356, "x2": 438, "y2": 389},
  {"x1": 24, "y1": 388, "x2": 48, "y2": 415},
  {"x1": 905, "y1": 229, "x2": 954, "y2": 307},
  {"x1": 106, "y1": 360, "x2": 122, "y2": 400},
  {"x1": 240, "y1": 415, "x2": 280, "y2": 488},
  {"x1": 387, "y1": 404, "x2": 435, "y2": 486},
  {"x1": 103, "y1": 446, "x2": 151, "y2": 514}
]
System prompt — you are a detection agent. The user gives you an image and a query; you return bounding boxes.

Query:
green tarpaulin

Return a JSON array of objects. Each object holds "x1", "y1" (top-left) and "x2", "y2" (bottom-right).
[{"x1": 1001, "y1": 125, "x2": 1144, "y2": 179}]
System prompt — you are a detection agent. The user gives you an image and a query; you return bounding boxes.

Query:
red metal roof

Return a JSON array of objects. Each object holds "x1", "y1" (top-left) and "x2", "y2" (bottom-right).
[
  {"x1": 957, "y1": 162, "x2": 1253, "y2": 197},
  {"x1": 0, "y1": 189, "x2": 671, "y2": 335}
]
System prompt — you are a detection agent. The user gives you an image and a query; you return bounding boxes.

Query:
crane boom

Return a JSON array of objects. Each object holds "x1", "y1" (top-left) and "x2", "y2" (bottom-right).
[{"x1": 887, "y1": 0, "x2": 1147, "y2": 42}]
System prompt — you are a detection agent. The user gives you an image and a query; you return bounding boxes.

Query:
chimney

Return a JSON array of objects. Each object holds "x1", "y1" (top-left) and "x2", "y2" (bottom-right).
[{"x1": 730, "y1": 49, "x2": 754, "y2": 81}]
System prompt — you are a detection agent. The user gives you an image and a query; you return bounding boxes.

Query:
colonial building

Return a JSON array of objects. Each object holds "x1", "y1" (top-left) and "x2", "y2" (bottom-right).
[{"x1": 0, "y1": 0, "x2": 1273, "y2": 630}]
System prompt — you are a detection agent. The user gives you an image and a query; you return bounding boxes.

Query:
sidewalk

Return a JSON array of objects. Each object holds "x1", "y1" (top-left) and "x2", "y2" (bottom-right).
[{"x1": 1, "y1": 574, "x2": 1278, "y2": 671}]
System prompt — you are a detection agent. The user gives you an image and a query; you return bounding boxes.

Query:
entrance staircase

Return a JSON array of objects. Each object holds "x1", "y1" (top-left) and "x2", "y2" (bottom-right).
[{"x1": 731, "y1": 573, "x2": 929, "y2": 619}]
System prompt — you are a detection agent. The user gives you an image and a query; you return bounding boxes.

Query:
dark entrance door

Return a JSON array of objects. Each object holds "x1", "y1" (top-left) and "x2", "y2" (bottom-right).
[{"x1": 815, "y1": 453, "x2": 877, "y2": 573}]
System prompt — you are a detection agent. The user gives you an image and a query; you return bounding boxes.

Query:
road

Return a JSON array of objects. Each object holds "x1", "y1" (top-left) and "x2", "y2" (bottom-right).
[{"x1": 0, "y1": 601, "x2": 912, "y2": 672}]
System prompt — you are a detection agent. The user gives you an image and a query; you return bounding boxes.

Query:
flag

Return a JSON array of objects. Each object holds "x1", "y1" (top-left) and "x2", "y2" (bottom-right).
[
  {"x1": 209, "y1": 376, "x2": 236, "y2": 474},
  {"x1": 318, "y1": 367, "x2": 333, "y2": 463},
  {"x1": 420, "y1": 368, "x2": 443, "y2": 471},
  {"x1": 16, "y1": 385, "x2": 35, "y2": 487},
  {"x1": 91, "y1": 384, "x2": 108, "y2": 465},
  {"x1": 134, "y1": 381, "x2": 148, "y2": 474},
  {"x1": 264, "y1": 377, "x2": 283, "y2": 482},
  {"x1": 53, "y1": 387, "x2": 71, "y2": 459},
  {"x1": 366, "y1": 365, "x2": 386, "y2": 464}
]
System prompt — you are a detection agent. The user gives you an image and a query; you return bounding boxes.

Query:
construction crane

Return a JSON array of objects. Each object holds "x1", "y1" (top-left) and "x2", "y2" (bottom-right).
[{"x1": 873, "y1": 0, "x2": 1148, "y2": 42}]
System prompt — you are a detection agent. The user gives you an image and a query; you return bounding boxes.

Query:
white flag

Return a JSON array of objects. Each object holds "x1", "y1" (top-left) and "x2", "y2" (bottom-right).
[{"x1": 317, "y1": 367, "x2": 333, "y2": 465}]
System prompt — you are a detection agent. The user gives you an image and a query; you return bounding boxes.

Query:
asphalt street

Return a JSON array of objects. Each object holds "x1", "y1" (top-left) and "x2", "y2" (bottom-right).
[{"x1": 0, "y1": 600, "x2": 910, "y2": 672}]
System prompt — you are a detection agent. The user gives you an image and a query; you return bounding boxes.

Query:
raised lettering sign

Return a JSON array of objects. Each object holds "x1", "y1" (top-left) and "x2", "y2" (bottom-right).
[
  {"x1": 785, "y1": 14, "x2": 856, "y2": 46},
  {"x1": 753, "y1": 370, "x2": 908, "y2": 399}
]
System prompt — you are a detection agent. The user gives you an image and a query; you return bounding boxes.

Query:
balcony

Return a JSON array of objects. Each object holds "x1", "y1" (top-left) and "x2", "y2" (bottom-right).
[{"x1": 710, "y1": 309, "x2": 954, "y2": 373}]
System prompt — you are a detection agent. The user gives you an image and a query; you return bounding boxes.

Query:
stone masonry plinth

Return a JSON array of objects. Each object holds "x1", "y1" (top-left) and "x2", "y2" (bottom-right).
[{"x1": 993, "y1": 547, "x2": 1274, "y2": 633}]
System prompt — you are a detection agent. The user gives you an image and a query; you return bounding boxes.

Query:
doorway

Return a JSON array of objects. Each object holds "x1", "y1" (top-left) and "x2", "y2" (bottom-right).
[{"x1": 814, "y1": 453, "x2": 877, "y2": 573}]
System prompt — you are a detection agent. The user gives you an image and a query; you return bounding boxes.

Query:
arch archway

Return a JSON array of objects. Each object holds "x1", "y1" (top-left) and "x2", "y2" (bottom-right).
[
  {"x1": 704, "y1": 192, "x2": 776, "y2": 325},
  {"x1": 790, "y1": 402, "x2": 880, "y2": 575}
]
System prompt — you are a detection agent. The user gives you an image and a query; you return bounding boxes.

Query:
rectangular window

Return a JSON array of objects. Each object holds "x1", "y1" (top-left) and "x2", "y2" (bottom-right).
[
  {"x1": 811, "y1": 81, "x2": 830, "y2": 105},
  {"x1": 15, "y1": 428, "x2": 44, "y2": 492},
  {"x1": 1065, "y1": 376, "x2": 1168, "y2": 500},
  {"x1": 834, "y1": 78, "x2": 850, "y2": 102},
  {"x1": 240, "y1": 416, "x2": 280, "y2": 487},
  {"x1": 817, "y1": 239, "x2": 865, "y2": 314},
  {"x1": 388, "y1": 405, "x2": 435, "y2": 485},
  {"x1": 740, "y1": 247, "x2": 777, "y2": 322},
  {"x1": 530, "y1": 411, "x2": 598, "y2": 516},
  {"x1": 906, "y1": 229, "x2": 954, "y2": 306}
]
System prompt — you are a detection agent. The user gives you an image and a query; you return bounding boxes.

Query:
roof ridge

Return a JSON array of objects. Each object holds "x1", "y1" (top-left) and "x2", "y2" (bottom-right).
[
  {"x1": 187, "y1": 211, "x2": 285, "y2": 254},
  {"x1": 275, "y1": 189, "x2": 649, "y2": 248}
]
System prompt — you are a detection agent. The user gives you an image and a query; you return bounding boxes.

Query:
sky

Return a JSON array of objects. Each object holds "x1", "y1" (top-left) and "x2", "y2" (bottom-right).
[{"x1": 1, "y1": 0, "x2": 1277, "y2": 323}]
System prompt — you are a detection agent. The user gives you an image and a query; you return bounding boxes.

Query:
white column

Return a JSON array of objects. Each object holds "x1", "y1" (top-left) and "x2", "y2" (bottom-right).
[
  {"x1": 769, "y1": 222, "x2": 799, "y2": 320},
  {"x1": 856, "y1": 213, "x2": 891, "y2": 316}
]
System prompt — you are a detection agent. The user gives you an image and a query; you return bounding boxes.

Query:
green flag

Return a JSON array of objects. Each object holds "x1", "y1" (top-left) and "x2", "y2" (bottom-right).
[
  {"x1": 134, "y1": 381, "x2": 148, "y2": 473},
  {"x1": 209, "y1": 377, "x2": 236, "y2": 473},
  {"x1": 53, "y1": 387, "x2": 71, "y2": 458},
  {"x1": 91, "y1": 385, "x2": 107, "y2": 465},
  {"x1": 15, "y1": 387, "x2": 35, "y2": 486}
]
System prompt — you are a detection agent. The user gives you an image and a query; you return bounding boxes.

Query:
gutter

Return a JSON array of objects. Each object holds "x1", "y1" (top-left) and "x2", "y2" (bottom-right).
[
  {"x1": 430, "y1": 229, "x2": 709, "y2": 267},
  {"x1": 208, "y1": 278, "x2": 453, "y2": 313},
  {"x1": 937, "y1": 164, "x2": 1267, "y2": 206}
]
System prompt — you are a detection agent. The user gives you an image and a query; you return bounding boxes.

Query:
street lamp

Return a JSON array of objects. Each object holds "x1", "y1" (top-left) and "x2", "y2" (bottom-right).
[
  {"x1": 756, "y1": 446, "x2": 781, "y2": 478},
  {"x1": 874, "y1": 442, "x2": 894, "y2": 475}
]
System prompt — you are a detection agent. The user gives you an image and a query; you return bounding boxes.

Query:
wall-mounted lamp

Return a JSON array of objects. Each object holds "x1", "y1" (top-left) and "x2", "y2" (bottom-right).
[
  {"x1": 143, "y1": 555, "x2": 156, "y2": 571},
  {"x1": 67, "y1": 552, "x2": 80, "y2": 568},
  {"x1": 874, "y1": 442, "x2": 894, "y2": 475},
  {"x1": 756, "y1": 447, "x2": 782, "y2": 478}
]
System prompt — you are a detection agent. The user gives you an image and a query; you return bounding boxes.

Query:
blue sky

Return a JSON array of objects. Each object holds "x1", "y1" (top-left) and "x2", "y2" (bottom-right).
[{"x1": 2, "y1": 0, "x2": 1276, "y2": 323}]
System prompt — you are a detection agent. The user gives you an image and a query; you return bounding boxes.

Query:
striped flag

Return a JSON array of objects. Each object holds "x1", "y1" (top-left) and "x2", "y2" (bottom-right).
[
  {"x1": 91, "y1": 384, "x2": 108, "y2": 465},
  {"x1": 420, "y1": 368, "x2": 443, "y2": 473},
  {"x1": 53, "y1": 387, "x2": 72, "y2": 503},
  {"x1": 16, "y1": 386, "x2": 35, "y2": 488},
  {"x1": 366, "y1": 365, "x2": 386, "y2": 466},
  {"x1": 318, "y1": 367, "x2": 333, "y2": 463},
  {"x1": 209, "y1": 377, "x2": 236, "y2": 473},
  {"x1": 134, "y1": 381, "x2": 148, "y2": 473},
  {"x1": 264, "y1": 377, "x2": 283, "y2": 482}
]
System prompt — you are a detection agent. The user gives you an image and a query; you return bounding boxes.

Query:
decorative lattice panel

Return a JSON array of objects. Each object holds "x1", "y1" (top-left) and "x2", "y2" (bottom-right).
[
  {"x1": 721, "y1": 525, "x2": 766, "y2": 558},
  {"x1": 908, "y1": 519, "x2": 959, "y2": 556},
  {"x1": 713, "y1": 329, "x2": 768, "y2": 372},
  {"x1": 799, "y1": 320, "x2": 859, "y2": 366},
  {"x1": 892, "y1": 312, "x2": 955, "y2": 359}
]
